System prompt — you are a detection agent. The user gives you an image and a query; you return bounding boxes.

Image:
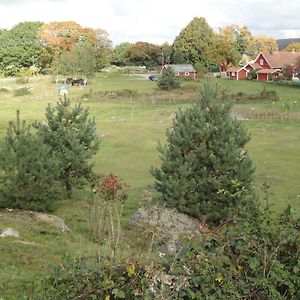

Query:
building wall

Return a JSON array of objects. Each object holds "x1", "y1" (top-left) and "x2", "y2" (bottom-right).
[
  {"x1": 255, "y1": 54, "x2": 270, "y2": 69},
  {"x1": 257, "y1": 73, "x2": 268, "y2": 81},
  {"x1": 245, "y1": 65, "x2": 254, "y2": 71},
  {"x1": 239, "y1": 69, "x2": 248, "y2": 79},
  {"x1": 227, "y1": 71, "x2": 237, "y2": 79},
  {"x1": 177, "y1": 72, "x2": 195, "y2": 79}
]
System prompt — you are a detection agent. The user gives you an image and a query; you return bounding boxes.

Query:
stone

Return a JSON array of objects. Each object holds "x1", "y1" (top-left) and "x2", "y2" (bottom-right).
[
  {"x1": 128, "y1": 204, "x2": 208, "y2": 253},
  {"x1": 0, "y1": 228, "x2": 19, "y2": 238}
]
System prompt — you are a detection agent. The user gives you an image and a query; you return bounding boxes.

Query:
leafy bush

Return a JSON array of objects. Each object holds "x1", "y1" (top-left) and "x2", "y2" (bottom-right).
[
  {"x1": 0, "y1": 111, "x2": 63, "y2": 211},
  {"x1": 33, "y1": 207, "x2": 300, "y2": 299},
  {"x1": 221, "y1": 87, "x2": 279, "y2": 103},
  {"x1": 0, "y1": 87, "x2": 9, "y2": 93},
  {"x1": 34, "y1": 258, "x2": 151, "y2": 300},
  {"x1": 157, "y1": 66, "x2": 180, "y2": 90},
  {"x1": 151, "y1": 83, "x2": 256, "y2": 225},
  {"x1": 157, "y1": 208, "x2": 300, "y2": 299},
  {"x1": 13, "y1": 87, "x2": 31, "y2": 97}
]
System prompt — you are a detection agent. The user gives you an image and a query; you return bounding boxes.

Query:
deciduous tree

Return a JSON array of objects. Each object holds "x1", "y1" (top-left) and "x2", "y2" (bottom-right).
[
  {"x1": 172, "y1": 17, "x2": 214, "y2": 67},
  {"x1": 0, "y1": 22, "x2": 44, "y2": 75},
  {"x1": 124, "y1": 41, "x2": 161, "y2": 67}
]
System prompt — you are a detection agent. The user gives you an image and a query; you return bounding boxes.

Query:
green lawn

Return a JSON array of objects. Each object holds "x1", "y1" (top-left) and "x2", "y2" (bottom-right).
[{"x1": 0, "y1": 74, "x2": 300, "y2": 298}]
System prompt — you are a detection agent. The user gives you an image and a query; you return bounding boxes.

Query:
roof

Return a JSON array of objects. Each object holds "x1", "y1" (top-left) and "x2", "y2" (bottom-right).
[
  {"x1": 226, "y1": 66, "x2": 247, "y2": 72},
  {"x1": 164, "y1": 64, "x2": 196, "y2": 73},
  {"x1": 245, "y1": 62, "x2": 262, "y2": 70},
  {"x1": 259, "y1": 51, "x2": 300, "y2": 68},
  {"x1": 256, "y1": 68, "x2": 280, "y2": 74}
]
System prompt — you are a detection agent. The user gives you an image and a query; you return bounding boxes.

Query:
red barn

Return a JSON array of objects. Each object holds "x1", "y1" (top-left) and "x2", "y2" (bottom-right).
[
  {"x1": 163, "y1": 64, "x2": 196, "y2": 79},
  {"x1": 226, "y1": 66, "x2": 248, "y2": 80}
]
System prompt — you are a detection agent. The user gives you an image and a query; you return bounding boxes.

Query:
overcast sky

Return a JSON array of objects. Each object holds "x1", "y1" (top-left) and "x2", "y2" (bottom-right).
[{"x1": 0, "y1": 0, "x2": 299, "y2": 45}]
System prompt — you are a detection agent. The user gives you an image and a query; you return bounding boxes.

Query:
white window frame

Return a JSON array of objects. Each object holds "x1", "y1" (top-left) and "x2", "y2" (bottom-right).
[
  {"x1": 260, "y1": 59, "x2": 264, "y2": 65},
  {"x1": 184, "y1": 72, "x2": 190, "y2": 76},
  {"x1": 232, "y1": 72, "x2": 236, "y2": 76}
]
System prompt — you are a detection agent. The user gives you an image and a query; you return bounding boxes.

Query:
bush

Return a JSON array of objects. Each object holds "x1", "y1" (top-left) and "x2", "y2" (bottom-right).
[
  {"x1": 153, "y1": 208, "x2": 300, "y2": 299},
  {"x1": 157, "y1": 66, "x2": 180, "y2": 90},
  {"x1": 151, "y1": 83, "x2": 256, "y2": 225},
  {"x1": 33, "y1": 207, "x2": 300, "y2": 299},
  {"x1": 0, "y1": 87, "x2": 9, "y2": 93},
  {"x1": 0, "y1": 111, "x2": 63, "y2": 211},
  {"x1": 34, "y1": 258, "x2": 151, "y2": 300},
  {"x1": 14, "y1": 87, "x2": 31, "y2": 97}
]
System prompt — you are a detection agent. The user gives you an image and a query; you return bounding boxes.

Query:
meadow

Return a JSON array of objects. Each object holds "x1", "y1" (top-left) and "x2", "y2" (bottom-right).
[{"x1": 0, "y1": 73, "x2": 300, "y2": 298}]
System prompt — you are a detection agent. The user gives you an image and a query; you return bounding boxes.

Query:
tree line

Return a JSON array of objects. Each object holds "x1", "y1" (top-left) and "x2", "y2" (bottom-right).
[{"x1": 0, "y1": 17, "x2": 298, "y2": 77}]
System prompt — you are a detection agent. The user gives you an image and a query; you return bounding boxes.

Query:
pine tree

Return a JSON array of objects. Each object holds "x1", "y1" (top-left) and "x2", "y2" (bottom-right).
[
  {"x1": 151, "y1": 83, "x2": 256, "y2": 224},
  {"x1": 157, "y1": 66, "x2": 180, "y2": 90},
  {"x1": 34, "y1": 97, "x2": 99, "y2": 197},
  {"x1": 0, "y1": 111, "x2": 62, "y2": 211}
]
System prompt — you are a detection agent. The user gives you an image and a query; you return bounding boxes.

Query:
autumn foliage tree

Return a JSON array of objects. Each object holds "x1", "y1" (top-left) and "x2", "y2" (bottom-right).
[
  {"x1": 38, "y1": 21, "x2": 112, "y2": 72},
  {"x1": 283, "y1": 42, "x2": 300, "y2": 52},
  {"x1": 124, "y1": 41, "x2": 161, "y2": 67},
  {"x1": 205, "y1": 34, "x2": 241, "y2": 71}
]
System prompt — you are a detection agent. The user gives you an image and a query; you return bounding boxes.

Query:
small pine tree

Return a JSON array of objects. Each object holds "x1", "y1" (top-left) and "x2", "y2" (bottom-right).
[
  {"x1": 157, "y1": 66, "x2": 180, "y2": 90},
  {"x1": 0, "y1": 111, "x2": 62, "y2": 211},
  {"x1": 34, "y1": 97, "x2": 99, "y2": 197},
  {"x1": 151, "y1": 83, "x2": 256, "y2": 224}
]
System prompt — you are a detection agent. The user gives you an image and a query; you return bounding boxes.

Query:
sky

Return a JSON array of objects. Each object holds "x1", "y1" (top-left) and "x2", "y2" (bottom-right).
[{"x1": 0, "y1": 0, "x2": 300, "y2": 45}]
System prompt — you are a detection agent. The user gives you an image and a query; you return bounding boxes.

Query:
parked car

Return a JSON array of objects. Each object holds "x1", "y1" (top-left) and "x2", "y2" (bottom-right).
[{"x1": 148, "y1": 74, "x2": 158, "y2": 81}]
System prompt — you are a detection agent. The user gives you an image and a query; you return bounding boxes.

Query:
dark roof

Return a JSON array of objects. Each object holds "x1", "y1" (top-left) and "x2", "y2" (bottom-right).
[
  {"x1": 164, "y1": 64, "x2": 196, "y2": 73},
  {"x1": 260, "y1": 51, "x2": 300, "y2": 68},
  {"x1": 277, "y1": 38, "x2": 300, "y2": 50}
]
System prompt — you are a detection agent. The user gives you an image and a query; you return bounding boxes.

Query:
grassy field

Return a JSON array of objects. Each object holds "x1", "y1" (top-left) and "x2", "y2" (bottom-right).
[{"x1": 0, "y1": 74, "x2": 300, "y2": 298}]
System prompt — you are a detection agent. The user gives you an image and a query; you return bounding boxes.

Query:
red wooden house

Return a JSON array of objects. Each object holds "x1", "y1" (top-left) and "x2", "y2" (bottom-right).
[
  {"x1": 226, "y1": 66, "x2": 248, "y2": 80},
  {"x1": 251, "y1": 51, "x2": 300, "y2": 81},
  {"x1": 163, "y1": 64, "x2": 196, "y2": 79},
  {"x1": 227, "y1": 51, "x2": 300, "y2": 81}
]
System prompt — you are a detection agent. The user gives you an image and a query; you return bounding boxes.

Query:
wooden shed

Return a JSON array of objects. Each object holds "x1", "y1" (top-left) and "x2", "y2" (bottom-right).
[
  {"x1": 163, "y1": 64, "x2": 196, "y2": 79},
  {"x1": 226, "y1": 66, "x2": 248, "y2": 80}
]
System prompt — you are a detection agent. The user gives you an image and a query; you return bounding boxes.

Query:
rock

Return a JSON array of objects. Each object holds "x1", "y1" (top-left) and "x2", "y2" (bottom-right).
[
  {"x1": 0, "y1": 228, "x2": 19, "y2": 238},
  {"x1": 128, "y1": 205, "x2": 208, "y2": 253},
  {"x1": 31, "y1": 212, "x2": 71, "y2": 232},
  {"x1": 0, "y1": 209, "x2": 71, "y2": 233}
]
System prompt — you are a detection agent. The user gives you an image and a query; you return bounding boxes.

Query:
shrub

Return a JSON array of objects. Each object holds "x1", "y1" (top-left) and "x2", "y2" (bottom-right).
[
  {"x1": 88, "y1": 173, "x2": 128, "y2": 260},
  {"x1": 0, "y1": 111, "x2": 62, "y2": 211},
  {"x1": 14, "y1": 87, "x2": 31, "y2": 97},
  {"x1": 0, "y1": 88, "x2": 9, "y2": 93},
  {"x1": 34, "y1": 258, "x2": 151, "y2": 300},
  {"x1": 157, "y1": 66, "x2": 180, "y2": 90},
  {"x1": 33, "y1": 207, "x2": 300, "y2": 299},
  {"x1": 151, "y1": 83, "x2": 256, "y2": 225},
  {"x1": 153, "y1": 207, "x2": 300, "y2": 299}
]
